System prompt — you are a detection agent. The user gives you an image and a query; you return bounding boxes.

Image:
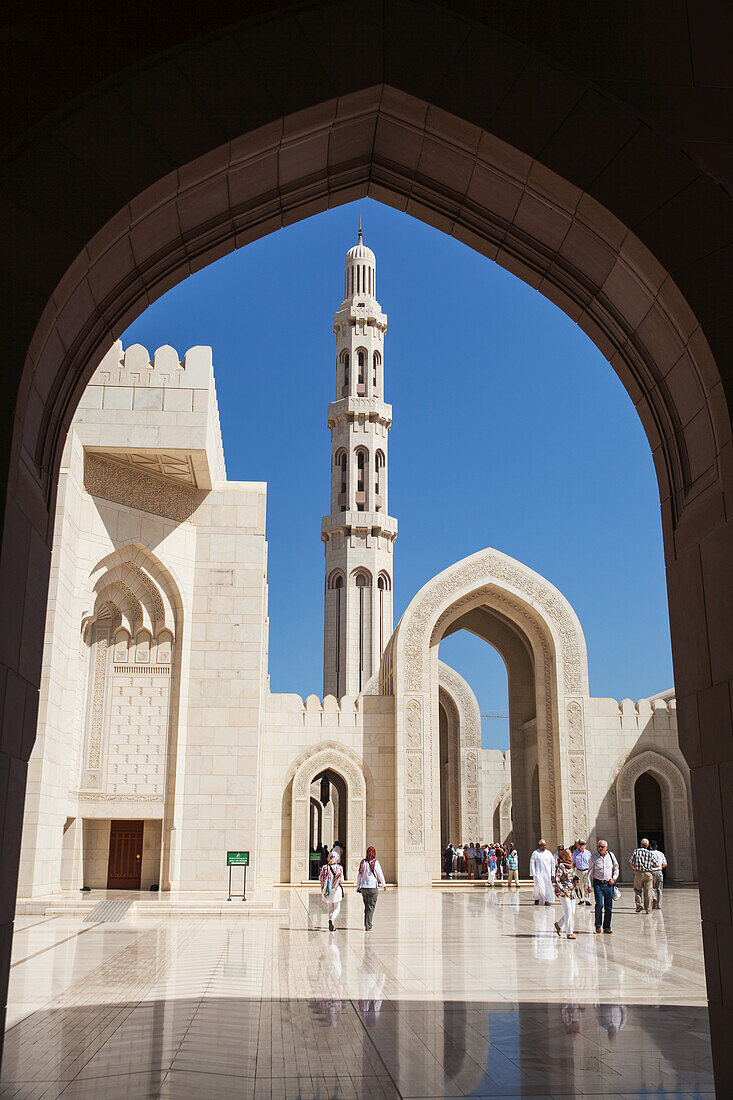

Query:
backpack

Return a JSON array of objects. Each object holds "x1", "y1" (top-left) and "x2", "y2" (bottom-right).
[{"x1": 321, "y1": 865, "x2": 337, "y2": 899}]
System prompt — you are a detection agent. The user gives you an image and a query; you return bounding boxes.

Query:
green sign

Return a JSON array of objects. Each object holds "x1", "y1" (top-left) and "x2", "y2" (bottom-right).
[{"x1": 227, "y1": 851, "x2": 249, "y2": 866}]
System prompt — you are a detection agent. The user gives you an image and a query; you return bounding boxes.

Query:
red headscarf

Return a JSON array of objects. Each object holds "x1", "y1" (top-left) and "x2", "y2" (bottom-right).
[{"x1": 360, "y1": 846, "x2": 377, "y2": 874}]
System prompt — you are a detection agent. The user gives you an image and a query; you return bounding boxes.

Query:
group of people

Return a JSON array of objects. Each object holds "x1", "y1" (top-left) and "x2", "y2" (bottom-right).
[
  {"x1": 529, "y1": 836, "x2": 668, "y2": 940},
  {"x1": 318, "y1": 845, "x2": 387, "y2": 932},
  {"x1": 442, "y1": 842, "x2": 520, "y2": 887}
]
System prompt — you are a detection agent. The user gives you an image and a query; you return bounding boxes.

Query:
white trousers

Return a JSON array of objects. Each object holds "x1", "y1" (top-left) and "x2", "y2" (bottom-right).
[
  {"x1": 326, "y1": 887, "x2": 343, "y2": 924},
  {"x1": 487, "y1": 869, "x2": 496, "y2": 885},
  {"x1": 557, "y1": 895, "x2": 576, "y2": 935}
]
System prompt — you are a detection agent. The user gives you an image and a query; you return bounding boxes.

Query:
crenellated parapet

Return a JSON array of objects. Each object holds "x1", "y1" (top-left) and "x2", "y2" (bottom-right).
[
  {"x1": 91, "y1": 340, "x2": 215, "y2": 389},
  {"x1": 74, "y1": 339, "x2": 227, "y2": 493},
  {"x1": 266, "y1": 691, "x2": 393, "y2": 729}
]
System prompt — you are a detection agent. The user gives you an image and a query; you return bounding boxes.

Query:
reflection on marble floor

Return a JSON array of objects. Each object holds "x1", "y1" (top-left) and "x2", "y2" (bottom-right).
[{"x1": 1, "y1": 886, "x2": 714, "y2": 1098}]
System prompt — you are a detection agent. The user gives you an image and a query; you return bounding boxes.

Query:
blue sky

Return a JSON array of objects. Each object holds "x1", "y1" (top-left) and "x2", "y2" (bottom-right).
[{"x1": 123, "y1": 199, "x2": 673, "y2": 750}]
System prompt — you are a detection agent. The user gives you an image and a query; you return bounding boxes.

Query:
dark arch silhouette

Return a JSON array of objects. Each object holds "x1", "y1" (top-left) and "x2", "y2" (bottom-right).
[{"x1": 1, "y1": 5, "x2": 732, "y2": 1088}]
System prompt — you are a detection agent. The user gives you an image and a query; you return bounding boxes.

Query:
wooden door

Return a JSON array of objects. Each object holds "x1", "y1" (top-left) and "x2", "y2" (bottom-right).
[{"x1": 107, "y1": 820, "x2": 144, "y2": 889}]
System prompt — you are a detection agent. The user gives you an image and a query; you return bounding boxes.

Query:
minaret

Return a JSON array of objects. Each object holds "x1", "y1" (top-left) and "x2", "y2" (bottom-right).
[{"x1": 322, "y1": 228, "x2": 397, "y2": 698}]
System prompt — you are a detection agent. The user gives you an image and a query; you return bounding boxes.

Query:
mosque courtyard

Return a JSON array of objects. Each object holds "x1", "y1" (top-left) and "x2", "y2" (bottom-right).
[{"x1": 1, "y1": 884, "x2": 712, "y2": 1099}]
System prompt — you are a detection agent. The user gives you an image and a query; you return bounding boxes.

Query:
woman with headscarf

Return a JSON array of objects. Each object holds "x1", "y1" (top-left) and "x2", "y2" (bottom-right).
[
  {"x1": 553, "y1": 848, "x2": 578, "y2": 940},
  {"x1": 356, "y1": 846, "x2": 386, "y2": 931},
  {"x1": 320, "y1": 849, "x2": 344, "y2": 932}
]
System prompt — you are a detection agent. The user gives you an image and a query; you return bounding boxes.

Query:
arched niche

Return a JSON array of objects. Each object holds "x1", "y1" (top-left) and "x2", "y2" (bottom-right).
[
  {"x1": 289, "y1": 744, "x2": 366, "y2": 884},
  {"x1": 438, "y1": 661, "x2": 481, "y2": 845},
  {"x1": 381, "y1": 546, "x2": 590, "y2": 883},
  {"x1": 616, "y1": 750, "x2": 694, "y2": 882},
  {"x1": 494, "y1": 790, "x2": 513, "y2": 847}
]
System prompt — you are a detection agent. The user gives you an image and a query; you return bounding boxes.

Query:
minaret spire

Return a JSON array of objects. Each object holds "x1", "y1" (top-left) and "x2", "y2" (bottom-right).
[{"x1": 322, "y1": 232, "x2": 397, "y2": 699}]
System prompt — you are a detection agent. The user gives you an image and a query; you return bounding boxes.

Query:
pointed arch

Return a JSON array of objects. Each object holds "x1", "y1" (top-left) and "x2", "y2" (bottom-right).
[
  {"x1": 381, "y1": 546, "x2": 590, "y2": 884},
  {"x1": 289, "y1": 743, "x2": 367, "y2": 883},
  {"x1": 616, "y1": 750, "x2": 694, "y2": 881}
]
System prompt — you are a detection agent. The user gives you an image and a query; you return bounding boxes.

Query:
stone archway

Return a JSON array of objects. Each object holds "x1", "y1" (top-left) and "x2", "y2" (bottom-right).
[
  {"x1": 381, "y1": 546, "x2": 590, "y2": 883},
  {"x1": 2, "y1": 17, "x2": 733, "y2": 1081},
  {"x1": 289, "y1": 744, "x2": 366, "y2": 884},
  {"x1": 616, "y1": 750, "x2": 694, "y2": 882}
]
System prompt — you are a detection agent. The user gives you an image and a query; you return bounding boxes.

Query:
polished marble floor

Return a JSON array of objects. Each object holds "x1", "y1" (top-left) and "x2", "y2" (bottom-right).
[{"x1": 1, "y1": 885, "x2": 714, "y2": 1098}]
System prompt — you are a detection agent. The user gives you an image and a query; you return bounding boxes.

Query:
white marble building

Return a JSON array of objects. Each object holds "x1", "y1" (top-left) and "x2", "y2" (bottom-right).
[{"x1": 17, "y1": 234, "x2": 696, "y2": 900}]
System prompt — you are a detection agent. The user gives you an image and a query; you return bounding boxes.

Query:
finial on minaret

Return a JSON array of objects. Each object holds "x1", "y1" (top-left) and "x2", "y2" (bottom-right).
[{"x1": 358, "y1": 215, "x2": 363, "y2": 243}]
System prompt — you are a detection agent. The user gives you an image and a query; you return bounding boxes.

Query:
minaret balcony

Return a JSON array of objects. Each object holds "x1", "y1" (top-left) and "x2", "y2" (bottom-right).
[
  {"x1": 327, "y1": 397, "x2": 392, "y2": 429},
  {"x1": 333, "y1": 303, "x2": 387, "y2": 330},
  {"x1": 321, "y1": 511, "x2": 398, "y2": 541}
]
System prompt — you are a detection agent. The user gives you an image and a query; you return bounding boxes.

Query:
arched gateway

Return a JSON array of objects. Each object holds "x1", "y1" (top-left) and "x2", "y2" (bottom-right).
[
  {"x1": 381, "y1": 547, "x2": 590, "y2": 884},
  {"x1": 289, "y1": 743, "x2": 366, "y2": 884}
]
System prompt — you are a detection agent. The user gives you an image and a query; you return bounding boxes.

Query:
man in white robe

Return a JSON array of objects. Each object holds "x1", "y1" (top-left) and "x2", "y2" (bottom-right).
[{"x1": 530, "y1": 839, "x2": 556, "y2": 905}]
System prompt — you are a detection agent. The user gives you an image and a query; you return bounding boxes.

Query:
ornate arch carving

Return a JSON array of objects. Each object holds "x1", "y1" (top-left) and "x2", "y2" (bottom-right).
[
  {"x1": 385, "y1": 548, "x2": 588, "y2": 696},
  {"x1": 383, "y1": 548, "x2": 590, "y2": 881},
  {"x1": 438, "y1": 662, "x2": 481, "y2": 749},
  {"x1": 289, "y1": 744, "x2": 367, "y2": 884},
  {"x1": 615, "y1": 749, "x2": 693, "y2": 881}
]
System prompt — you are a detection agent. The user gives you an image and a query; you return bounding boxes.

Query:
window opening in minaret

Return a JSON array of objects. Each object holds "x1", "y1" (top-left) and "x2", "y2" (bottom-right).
[
  {"x1": 340, "y1": 351, "x2": 349, "y2": 395},
  {"x1": 375, "y1": 450, "x2": 384, "y2": 510},
  {"x1": 354, "y1": 571, "x2": 371, "y2": 692},
  {"x1": 373, "y1": 351, "x2": 381, "y2": 392},
  {"x1": 377, "y1": 571, "x2": 390, "y2": 655},
  {"x1": 357, "y1": 350, "x2": 366, "y2": 395},
  {"x1": 356, "y1": 449, "x2": 367, "y2": 510},
  {"x1": 335, "y1": 449, "x2": 347, "y2": 511},
  {"x1": 327, "y1": 571, "x2": 344, "y2": 699}
]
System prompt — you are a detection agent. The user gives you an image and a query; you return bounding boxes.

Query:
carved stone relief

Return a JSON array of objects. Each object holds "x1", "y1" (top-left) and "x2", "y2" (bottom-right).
[
  {"x1": 406, "y1": 795, "x2": 424, "y2": 848},
  {"x1": 465, "y1": 752, "x2": 477, "y2": 785},
  {"x1": 566, "y1": 701, "x2": 584, "y2": 748},
  {"x1": 406, "y1": 753, "x2": 422, "y2": 789},
  {"x1": 405, "y1": 698, "x2": 422, "y2": 749},
  {"x1": 568, "y1": 753, "x2": 586, "y2": 790},
  {"x1": 84, "y1": 626, "x2": 110, "y2": 785}
]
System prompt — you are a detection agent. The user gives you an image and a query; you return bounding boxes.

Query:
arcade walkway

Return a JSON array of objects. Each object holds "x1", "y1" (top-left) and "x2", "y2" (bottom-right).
[{"x1": 1, "y1": 886, "x2": 712, "y2": 1098}]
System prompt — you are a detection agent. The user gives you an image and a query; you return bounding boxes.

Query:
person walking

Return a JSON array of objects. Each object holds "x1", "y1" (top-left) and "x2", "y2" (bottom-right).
[
  {"x1": 356, "y1": 846, "x2": 386, "y2": 930},
  {"x1": 320, "y1": 849, "x2": 344, "y2": 932},
  {"x1": 587, "y1": 839, "x2": 619, "y2": 934},
  {"x1": 506, "y1": 846, "x2": 519, "y2": 889},
  {"x1": 650, "y1": 842, "x2": 667, "y2": 910},
  {"x1": 530, "y1": 840, "x2": 555, "y2": 905},
  {"x1": 486, "y1": 846, "x2": 497, "y2": 886},
  {"x1": 443, "y1": 843, "x2": 454, "y2": 878},
  {"x1": 553, "y1": 849, "x2": 578, "y2": 939},
  {"x1": 572, "y1": 840, "x2": 591, "y2": 905},
  {"x1": 629, "y1": 838, "x2": 656, "y2": 914}
]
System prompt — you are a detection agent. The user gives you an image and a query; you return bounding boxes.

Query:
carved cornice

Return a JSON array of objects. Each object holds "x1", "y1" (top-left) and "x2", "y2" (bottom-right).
[{"x1": 84, "y1": 453, "x2": 199, "y2": 522}]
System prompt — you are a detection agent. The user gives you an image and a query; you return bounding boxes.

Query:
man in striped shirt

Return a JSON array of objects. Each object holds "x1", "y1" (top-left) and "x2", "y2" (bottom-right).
[{"x1": 629, "y1": 838, "x2": 656, "y2": 914}]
